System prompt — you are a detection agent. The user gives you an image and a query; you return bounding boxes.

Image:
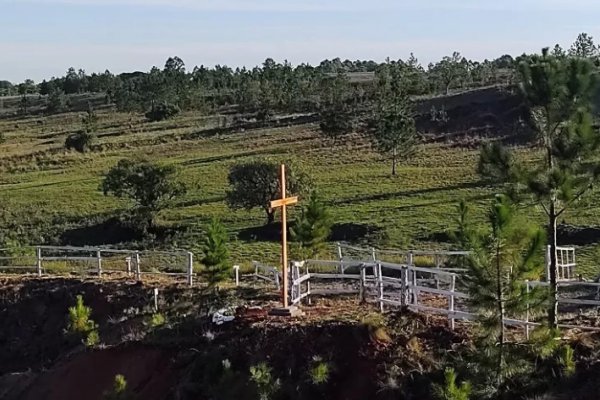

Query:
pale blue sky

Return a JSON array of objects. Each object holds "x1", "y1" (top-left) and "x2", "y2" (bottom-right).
[{"x1": 1, "y1": 0, "x2": 598, "y2": 82}]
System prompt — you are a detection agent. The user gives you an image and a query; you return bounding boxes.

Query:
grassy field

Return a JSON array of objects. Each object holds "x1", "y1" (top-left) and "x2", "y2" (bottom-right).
[{"x1": 2, "y1": 110, "x2": 600, "y2": 278}]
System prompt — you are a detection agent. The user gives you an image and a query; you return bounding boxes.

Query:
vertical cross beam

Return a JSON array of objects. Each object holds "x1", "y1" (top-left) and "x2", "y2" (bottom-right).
[{"x1": 269, "y1": 164, "x2": 298, "y2": 309}]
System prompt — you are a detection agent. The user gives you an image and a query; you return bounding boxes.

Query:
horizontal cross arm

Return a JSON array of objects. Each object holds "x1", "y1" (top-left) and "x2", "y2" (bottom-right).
[{"x1": 270, "y1": 196, "x2": 298, "y2": 209}]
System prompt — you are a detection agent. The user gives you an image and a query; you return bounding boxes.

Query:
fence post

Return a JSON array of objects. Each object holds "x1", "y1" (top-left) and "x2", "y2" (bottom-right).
[
  {"x1": 187, "y1": 252, "x2": 194, "y2": 287},
  {"x1": 359, "y1": 263, "x2": 367, "y2": 303},
  {"x1": 305, "y1": 263, "x2": 311, "y2": 305},
  {"x1": 233, "y1": 265, "x2": 240, "y2": 286},
  {"x1": 449, "y1": 274, "x2": 456, "y2": 330},
  {"x1": 371, "y1": 247, "x2": 377, "y2": 262},
  {"x1": 153, "y1": 288, "x2": 159, "y2": 312},
  {"x1": 36, "y1": 246, "x2": 42, "y2": 277},
  {"x1": 275, "y1": 268, "x2": 281, "y2": 291},
  {"x1": 525, "y1": 280, "x2": 530, "y2": 340},
  {"x1": 407, "y1": 251, "x2": 414, "y2": 266},
  {"x1": 545, "y1": 245, "x2": 551, "y2": 282},
  {"x1": 434, "y1": 254, "x2": 440, "y2": 289},
  {"x1": 126, "y1": 257, "x2": 132, "y2": 277},
  {"x1": 412, "y1": 268, "x2": 418, "y2": 307},
  {"x1": 135, "y1": 252, "x2": 141, "y2": 281},
  {"x1": 400, "y1": 267, "x2": 407, "y2": 306},
  {"x1": 337, "y1": 243, "x2": 345, "y2": 273},
  {"x1": 96, "y1": 250, "x2": 102, "y2": 278},
  {"x1": 378, "y1": 263, "x2": 384, "y2": 313}
]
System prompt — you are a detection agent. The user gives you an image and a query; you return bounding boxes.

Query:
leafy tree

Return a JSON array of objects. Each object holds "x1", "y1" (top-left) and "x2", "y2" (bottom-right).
[
  {"x1": 429, "y1": 52, "x2": 468, "y2": 94},
  {"x1": 478, "y1": 48, "x2": 599, "y2": 327},
  {"x1": 65, "y1": 130, "x2": 94, "y2": 153},
  {"x1": 461, "y1": 195, "x2": 546, "y2": 397},
  {"x1": 201, "y1": 218, "x2": 230, "y2": 287},
  {"x1": 101, "y1": 159, "x2": 186, "y2": 229},
  {"x1": 290, "y1": 192, "x2": 332, "y2": 259},
  {"x1": 569, "y1": 32, "x2": 599, "y2": 58},
  {"x1": 226, "y1": 160, "x2": 311, "y2": 224}
]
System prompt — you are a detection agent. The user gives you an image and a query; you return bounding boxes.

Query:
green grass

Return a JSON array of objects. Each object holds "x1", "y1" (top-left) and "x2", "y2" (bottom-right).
[{"x1": 2, "y1": 110, "x2": 600, "y2": 278}]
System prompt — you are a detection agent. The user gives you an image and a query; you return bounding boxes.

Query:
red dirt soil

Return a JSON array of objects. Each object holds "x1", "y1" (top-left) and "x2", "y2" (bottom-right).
[{"x1": 20, "y1": 345, "x2": 176, "y2": 400}]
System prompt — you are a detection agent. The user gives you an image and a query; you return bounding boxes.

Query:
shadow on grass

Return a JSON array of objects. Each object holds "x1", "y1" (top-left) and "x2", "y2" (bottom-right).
[
  {"x1": 236, "y1": 222, "x2": 382, "y2": 243},
  {"x1": 332, "y1": 181, "x2": 486, "y2": 206}
]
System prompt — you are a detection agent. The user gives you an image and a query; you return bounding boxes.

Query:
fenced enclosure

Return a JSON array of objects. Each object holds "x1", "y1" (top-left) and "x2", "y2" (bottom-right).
[
  {"x1": 0, "y1": 245, "x2": 195, "y2": 286},
  {"x1": 272, "y1": 255, "x2": 600, "y2": 333}
]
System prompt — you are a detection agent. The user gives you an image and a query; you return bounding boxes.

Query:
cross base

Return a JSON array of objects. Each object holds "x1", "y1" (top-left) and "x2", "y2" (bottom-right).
[{"x1": 268, "y1": 306, "x2": 304, "y2": 317}]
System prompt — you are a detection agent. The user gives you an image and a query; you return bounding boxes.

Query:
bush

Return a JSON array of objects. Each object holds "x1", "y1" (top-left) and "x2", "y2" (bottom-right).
[
  {"x1": 103, "y1": 374, "x2": 131, "y2": 400},
  {"x1": 432, "y1": 368, "x2": 471, "y2": 400},
  {"x1": 145, "y1": 102, "x2": 180, "y2": 122},
  {"x1": 149, "y1": 313, "x2": 166, "y2": 328},
  {"x1": 67, "y1": 294, "x2": 99, "y2": 346},
  {"x1": 65, "y1": 130, "x2": 94, "y2": 152},
  {"x1": 249, "y1": 362, "x2": 280, "y2": 400},
  {"x1": 308, "y1": 357, "x2": 330, "y2": 385}
]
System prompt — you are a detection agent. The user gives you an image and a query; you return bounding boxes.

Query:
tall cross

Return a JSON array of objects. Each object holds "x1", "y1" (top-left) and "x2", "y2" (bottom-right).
[{"x1": 269, "y1": 164, "x2": 298, "y2": 308}]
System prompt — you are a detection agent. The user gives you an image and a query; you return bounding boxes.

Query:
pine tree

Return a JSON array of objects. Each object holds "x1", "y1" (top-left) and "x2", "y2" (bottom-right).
[
  {"x1": 318, "y1": 73, "x2": 355, "y2": 143},
  {"x1": 461, "y1": 195, "x2": 546, "y2": 397},
  {"x1": 478, "y1": 48, "x2": 599, "y2": 328},
  {"x1": 201, "y1": 218, "x2": 230, "y2": 287},
  {"x1": 371, "y1": 66, "x2": 418, "y2": 175},
  {"x1": 290, "y1": 192, "x2": 332, "y2": 259}
]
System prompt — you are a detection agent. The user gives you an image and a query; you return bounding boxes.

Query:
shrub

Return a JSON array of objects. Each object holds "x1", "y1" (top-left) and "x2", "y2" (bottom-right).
[
  {"x1": 145, "y1": 102, "x2": 180, "y2": 122},
  {"x1": 68, "y1": 295, "x2": 96, "y2": 333},
  {"x1": 432, "y1": 368, "x2": 471, "y2": 400},
  {"x1": 309, "y1": 357, "x2": 330, "y2": 385},
  {"x1": 249, "y1": 362, "x2": 280, "y2": 400},
  {"x1": 557, "y1": 345, "x2": 576, "y2": 377},
  {"x1": 149, "y1": 313, "x2": 166, "y2": 328},
  {"x1": 85, "y1": 330, "x2": 100, "y2": 347},
  {"x1": 68, "y1": 294, "x2": 99, "y2": 346},
  {"x1": 103, "y1": 374, "x2": 131, "y2": 400},
  {"x1": 65, "y1": 130, "x2": 94, "y2": 153}
]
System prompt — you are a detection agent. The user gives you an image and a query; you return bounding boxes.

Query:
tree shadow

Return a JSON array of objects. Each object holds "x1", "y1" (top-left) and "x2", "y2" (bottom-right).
[
  {"x1": 236, "y1": 222, "x2": 382, "y2": 243},
  {"x1": 60, "y1": 217, "x2": 143, "y2": 246}
]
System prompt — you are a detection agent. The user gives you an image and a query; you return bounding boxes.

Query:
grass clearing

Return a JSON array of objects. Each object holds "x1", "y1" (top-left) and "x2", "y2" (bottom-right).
[{"x1": 2, "y1": 110, "x2": 600, "y2": 277}]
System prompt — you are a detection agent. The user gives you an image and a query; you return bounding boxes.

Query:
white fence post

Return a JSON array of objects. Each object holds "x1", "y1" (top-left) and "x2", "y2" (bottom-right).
[
  {"x1": 305, "y1": 263, "x2": 311, "y2": 305},
  {"x1": 449, "y1": 274, "x2": 456, "y2": 330},
  {"x1": 378, "y1": 262, "x2": 384, "y2": 312},
  {"x1": 153, "y1": 288, "x2": 159, "y2": 312},
  {"x1": 337, "y1": 243, "x2": 344, "y2": 273},
  {"x1": 412, "y1": 268, "x2": 418, "y2": 307},
  {"x1": 135, "y1": 252, "x2": 141, "y2": 281},
  {"x1": 36, "y1": 246, "x2": 42, "y2": 277},
  {"x1": 233, "y1": 265, "x2": 240, "y2": 286},
  {"x1": 371, "y1": 247, "x2": 377, "y2": 262},
  {"x1": 525, "y1": 280, "x2": 530, "y2": 340},
  {"x1": 96, "y1": 250, "x2": 102, "y2": 278},
  {"x1": 126, "y1": 257, "x2": 132, "y2": 276},
  {"x1": 545, "y1": 245, "x2": 551, "y2": 282},
  {"x1": 187, "y1": 252, "x2": 194, "y2": 287},
  {"x1": 407, "y1": 251, "x2": 414, "y2": 266}
]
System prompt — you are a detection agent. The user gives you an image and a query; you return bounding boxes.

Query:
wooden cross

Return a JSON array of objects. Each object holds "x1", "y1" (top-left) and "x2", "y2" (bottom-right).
[{"x1": 269, "y1": 164, "x2": 298, "y2": 308}]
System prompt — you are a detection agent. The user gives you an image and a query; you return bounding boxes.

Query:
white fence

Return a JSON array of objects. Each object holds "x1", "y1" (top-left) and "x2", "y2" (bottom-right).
[
  {"x1": 0, "y1": 245, "x2": 196, "y2": 286},
  {"x1": 284, "y1": 258, "x2": 600, "y2": 333}
]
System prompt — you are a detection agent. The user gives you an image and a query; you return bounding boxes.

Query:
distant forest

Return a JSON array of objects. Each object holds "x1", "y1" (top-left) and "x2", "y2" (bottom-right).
[{"x1": 0, "y1": 32, "x2": 598, "y2": 119}]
